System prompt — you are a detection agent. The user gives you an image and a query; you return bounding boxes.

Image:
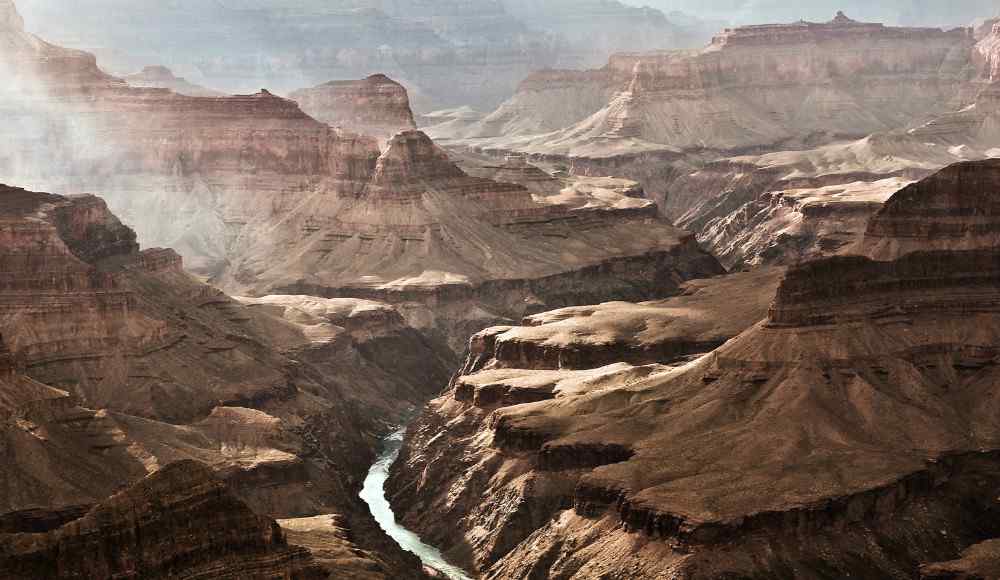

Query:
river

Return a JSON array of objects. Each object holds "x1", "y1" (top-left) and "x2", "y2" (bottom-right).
[{"x1": 359, "y1": 427, "x2": 474, "y2": 580}]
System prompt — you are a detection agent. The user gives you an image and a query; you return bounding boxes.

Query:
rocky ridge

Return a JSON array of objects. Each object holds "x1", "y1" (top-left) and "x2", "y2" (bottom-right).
[
  {"x1": 441, "y1": 13, "x2": 979, "y2": 156},
  {"x1": 0, "y1": 184, "x2": 447, "y2": 577},
  {"x1": 290, "y1": 74, "x2": 418, "y2": 145},
  {"x1": 0, "y1": 460, "x2": 328, "y2": 579},
  {"x1": 1, "y1": 3, "x2": 725, "y2": 351},
  {"x1": 387, "y1": 159, "x2": 1000, "y2": 578}
]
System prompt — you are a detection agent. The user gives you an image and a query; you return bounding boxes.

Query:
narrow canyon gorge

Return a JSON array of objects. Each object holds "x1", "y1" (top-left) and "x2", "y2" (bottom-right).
[{"x1": 0, "y1": 0, "x2": 999, "y2": 578}]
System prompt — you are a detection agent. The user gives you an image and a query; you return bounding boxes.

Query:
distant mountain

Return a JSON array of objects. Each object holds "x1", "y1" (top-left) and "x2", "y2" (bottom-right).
[
  {"x1": 634, "y1": 0, "x2": 999, "y2": 27},
  {"x1": 13, "y1": 0, "x2": 716, "y2": 110}
]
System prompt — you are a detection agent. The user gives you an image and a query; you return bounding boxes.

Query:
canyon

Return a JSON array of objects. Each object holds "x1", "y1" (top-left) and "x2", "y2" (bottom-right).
[
  {"x1": 2, "y1": 0, "x2": 1000, "y2": 578},
  {"x1": 0, "y1": 0, "x2": 726, "y2": 354},
  {"x1": 388, "y1": 159, "x2": 1000, "y2": 579},
  {"x1": 433, "y1": 12, "x2": 1000, "y2": 268}
]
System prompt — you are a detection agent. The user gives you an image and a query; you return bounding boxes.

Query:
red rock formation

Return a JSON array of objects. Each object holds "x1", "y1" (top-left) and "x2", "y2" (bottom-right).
[
  {"x1": 863, "y1": 158, "x2": 1000, "y2": 260},
  {"x1": 388, "y1": 159, "x2": 1000, "y2": 578},
  {"x1": 1, "y1": 6, "x2": 723, "y2": 353},
  {"x1": 0, "y1": 460, "x2": 328, "y2": 579},
  {"x1": 444, "y1": 12, "x2": 978, "y2": 156},
  {"x1": 290, "y1": 74, "x2": 418, "y2": 144},
  {"x1": 0, "y1": 183, "x2": 447, "y2": 578}
]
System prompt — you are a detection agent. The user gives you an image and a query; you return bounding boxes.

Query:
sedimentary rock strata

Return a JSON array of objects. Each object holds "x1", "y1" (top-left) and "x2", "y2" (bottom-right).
[
  {"x1": 0, "y1": 183, "x2": 444, "y2": 576},
  {"x1": 444, "y1": 13, "x2": 978, "y2": 156},
  {"x1": 291, "y1": 75, "x2": 418, "y2": 145},
  {"x1": 388, "y1": 159, "x2": 1000, "y2": 578},
  {"x1": 0, "y1": 460, "x2": 329, "y2": 579},
  {"x1": 1, "y1": 4, "x2": 724, "y2": 352}
]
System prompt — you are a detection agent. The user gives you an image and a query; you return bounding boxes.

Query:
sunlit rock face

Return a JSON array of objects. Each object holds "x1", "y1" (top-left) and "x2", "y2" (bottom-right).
[
  {"x1": 290, "y1": 75, "x2": 419, "y2": 145},
  {"x1": 1, "y1": 5, "x2": 724, "y2": 352},
  {"x1": 388, "y1": 158, "x2": 1000, "y2": 580},
  {"x1": 444, "y1": 13, "x2": 978, "y2": 154}
]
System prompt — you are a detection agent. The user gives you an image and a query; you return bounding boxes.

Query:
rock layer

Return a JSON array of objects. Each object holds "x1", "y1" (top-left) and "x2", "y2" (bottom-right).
[
  {"x1": 388, "y1": 159, "x2": 1000, "y2": 578},
  {"x1": 291, "y1": 75, "x2": 418, "y2": 145},
  {"x1": 0, "y1": 460, "x2": 328, "y2": 579}
]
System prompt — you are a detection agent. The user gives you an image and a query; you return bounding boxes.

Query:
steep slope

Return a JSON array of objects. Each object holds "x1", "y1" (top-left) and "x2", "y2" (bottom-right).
[
  {"x1": 658, "y1": 80, "x2": 1000, "y2": 268},
  {"x1": 388, "y1": 159, "x2": 1000, "y2": 578},
  {"x1": 445, "y1": 13, "x2": 978, "y2": 155},
  {"x1": 1, "y1": 3, "x2": 724, "y2": 350},
  {"x1": 0, "y1": 184, "x2": 447, "y2": 577},
  {"x1": 0, "y1": 460, "x2": 329, "y2": 579}
]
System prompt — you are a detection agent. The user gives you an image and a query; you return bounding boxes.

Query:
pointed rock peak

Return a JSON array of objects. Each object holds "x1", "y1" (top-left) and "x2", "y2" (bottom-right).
[
  {"x1": 0, "y1": 0, "x2": 24, "y2": 31},
  {"x1": 372, "y1": 130, "x2": 465, "y2": 184}
]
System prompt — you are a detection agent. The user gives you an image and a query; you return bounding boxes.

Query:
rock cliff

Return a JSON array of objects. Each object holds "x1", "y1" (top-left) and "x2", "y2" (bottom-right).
[
  {"x1": 0, "y1": 460, "x2": 329, "y2": 579},
  {"x1": 443, "y1": 13, "x2": 978, "y2": 156},
  {"x1": 1, "y1": 10, "x2": 724, "y2": 350},
  {"x1": 291, "y1": 75, "x2": 417, "y2": 145},
  {"x1": 0, "y1": 184, "x2": 446, "y2": 577},
  {"x1": 388, "y1": 159, "x2": 1000, "y2": 578}
]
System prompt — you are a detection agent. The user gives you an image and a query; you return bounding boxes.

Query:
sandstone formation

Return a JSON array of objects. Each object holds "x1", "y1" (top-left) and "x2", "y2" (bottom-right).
[
  {"x1": 214, "y1": 129, "x2": 723, "y2": 351},
  {"x1": 658, "y1": 79, "x2": 1000, "y2": 268},
  {"x1": 12, "y1": 0, "x2": 713, "y2": 111},
  {"x1": 123, "y1": 65, "x2": 226, "y2": 97},
  {"x1": 0, "y1": 460, "x2": 328, "y2": 579},
  {"x1": 0, "y1": 183, "x2": 445, "y2": 577},
  {"x1": 1, "y1": 4, "x2": 724, "y2": 352},
  {"x1": 388, "y1": 159, "x2": 1000, "y2": 578},
  {"x1": 443, "y1": 13, "x2": 978, "y2": 156},
  {"x1": 290, "y1": 75, "x2": 418, "y2": 145}
]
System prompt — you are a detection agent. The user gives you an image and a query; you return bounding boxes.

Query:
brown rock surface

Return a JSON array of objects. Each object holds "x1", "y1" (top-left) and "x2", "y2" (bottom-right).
[
  {"x1": 290, "y1": 74, "x2": 418, "y2": 145},
  {"x1": 0, "y1": 460, "x2": 328, "y2": 579},
  {"x1": 1, "y1": 9, "x2": 724, "y2": 351},
  {"x1": 0, "y1": 183, "x2": 445, "y2": 577},
  {"x1": 442, "y1": 13, "x2": 978, "y2": 156},
  {"x1": 388, "y1": 159, "x2": 1000, "y2": 578}
]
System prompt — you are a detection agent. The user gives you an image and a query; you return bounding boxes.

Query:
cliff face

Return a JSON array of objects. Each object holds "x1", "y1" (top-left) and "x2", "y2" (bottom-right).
[
  {"x1": 1, "y1": 11, "x2": 724, "y2": 351},
  {"x1": 211, "y1": 129, "x2": 724, "y2": 351},
  {"x1": 388, "y1": 159, "x2": 1000, "y2": 578},
  {"x1": 0, "y1": 460, "x2": 328, "y2": 579},
  {"x1": 0, "y1": 183, "x2": 446, "y2": 577},
  {"x1": 441, "y1": 12, "x2": 977, "y2": 156},
  {"x1": 291, "y1": 75, "x2": 417, "y2": 145}
]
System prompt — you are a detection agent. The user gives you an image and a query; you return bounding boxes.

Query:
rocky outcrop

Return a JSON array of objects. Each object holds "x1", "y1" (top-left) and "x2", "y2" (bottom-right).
[
  {"x1": 123, "y1": 65, "x2": 225, "y2": 97},
  {"x1": 388, "y1": 159, "x2": 1000, "y2": 578},
  {"x1": 864, "y1": 158, "x2": 1000, "y2": 260},
  {"x1": 290, "y1": 75, "x2": 417, "y2": 145},
  {"x1": 2, "y1": 13, "x2": 724, "y2": 351},
  {"x1": 444, "y1": 13, "x2": 977, "y2": 156},
  {"x1": 0, "y1": 460, "x2": 328, "y2": 579},
  {"x1": 385, "y1": 268, "x2": 779, "y2": 572},
  {"x1": 0, "y1": 183, "x2": 445, "y2": 577}
]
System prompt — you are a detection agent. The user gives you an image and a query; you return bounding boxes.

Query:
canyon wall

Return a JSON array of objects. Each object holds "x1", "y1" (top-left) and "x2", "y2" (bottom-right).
[
  {"x1": 290, "y1": 74, "x2": 417, "y2": 145},
  {"x1": 388, "y1": 159, "x2": 1000, "y2": 578}
]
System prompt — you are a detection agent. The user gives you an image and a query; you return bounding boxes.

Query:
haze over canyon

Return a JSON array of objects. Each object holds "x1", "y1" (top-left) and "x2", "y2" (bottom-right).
[{"x1": 1, "y1": 0, "x2": 999, "y2": 579}]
